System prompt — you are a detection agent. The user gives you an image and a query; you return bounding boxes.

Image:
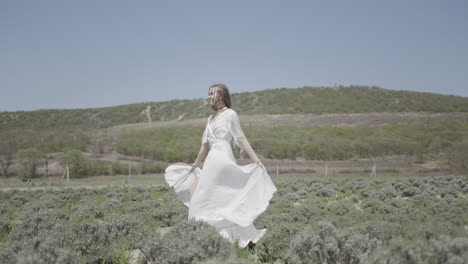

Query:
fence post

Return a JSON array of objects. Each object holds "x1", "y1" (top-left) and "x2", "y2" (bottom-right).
[
  {"x1": 62, "y1": 165, "x2": 66, "y2": 183},
  {"x1": 128, "y1": 164, "x2": 131, "y2": 179},
  {"x1": 63, "y1": 165, "x2": 70, "y2": 184},
  {"x1": 276, "y1": 161, "x2": 279, "y2": 180},
  {"x1": 371, "y1": 162, "x2": 377, "y2": 177}
]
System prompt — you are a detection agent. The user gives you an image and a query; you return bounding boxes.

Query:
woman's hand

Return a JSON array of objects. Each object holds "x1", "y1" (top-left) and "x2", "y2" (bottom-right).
[
  {"x1": 191, "y1": 143, "x2": 209, "y2": 172},
  {"x1": 238, "y1": 137, "x2": 265, "y2": 170},
  {"x1": 255, "y1": 160, "x2": 265, "y2": 169},
  {"x1": 190, "y1": 162, "x2": 199, "y2": 172}
]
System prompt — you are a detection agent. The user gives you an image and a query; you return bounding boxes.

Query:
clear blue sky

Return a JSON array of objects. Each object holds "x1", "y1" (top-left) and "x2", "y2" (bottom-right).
[{"x1": 1, "y1": 0, "x2": 467, "y2": 111}]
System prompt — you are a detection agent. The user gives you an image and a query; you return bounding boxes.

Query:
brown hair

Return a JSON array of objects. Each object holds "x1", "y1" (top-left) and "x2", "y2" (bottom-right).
[{"x1": 209, "y1": 83, "x2": 232, "y2": 110}]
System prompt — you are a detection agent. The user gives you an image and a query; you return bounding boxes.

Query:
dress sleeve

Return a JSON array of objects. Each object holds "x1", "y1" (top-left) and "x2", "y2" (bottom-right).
[{"x1": 228, "y1": 111, "x2": 246, "y2": 151}]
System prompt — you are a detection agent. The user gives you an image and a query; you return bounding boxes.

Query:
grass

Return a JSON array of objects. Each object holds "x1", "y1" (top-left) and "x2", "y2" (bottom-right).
[
  {"x1": 116, "y1": 121, "x2": 468, "y2": 163},
  {"x1": 2, "y1": 171, "x2": 461, "y2": 190},
  {"x1": 0, "y1": 174, "x2": 166, "y2": 189}
]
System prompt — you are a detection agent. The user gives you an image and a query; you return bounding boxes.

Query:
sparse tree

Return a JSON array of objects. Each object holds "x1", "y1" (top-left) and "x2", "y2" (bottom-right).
[
  {"x1": 448, "y1": 140, "x2": 468, "y2": 172},
  {"x1": 42, "y1": 153, "x2": 53, "y2": 177},
  {"x1": 0, "y1": 154, "x2": 13, "y2": 177},
  {"x1": 0, "y1": 138, "x2": 17, "y2": 177},
  {"x1": 59, "y1": 149, "x2": 88, "y2": 177},
  {"x1": 14, "y1": 148, "x2": 42, "y2": 179}
]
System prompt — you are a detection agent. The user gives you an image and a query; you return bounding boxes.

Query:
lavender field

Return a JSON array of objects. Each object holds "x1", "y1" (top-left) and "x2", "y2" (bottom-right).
[{"x1": 0, "y1": 173, "x2": 467, "y2": 263}]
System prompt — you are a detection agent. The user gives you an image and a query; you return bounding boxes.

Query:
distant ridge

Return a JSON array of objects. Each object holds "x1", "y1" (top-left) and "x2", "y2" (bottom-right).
[{"x1": 1, "y1": 86, "x2": 468, "y2": 131}]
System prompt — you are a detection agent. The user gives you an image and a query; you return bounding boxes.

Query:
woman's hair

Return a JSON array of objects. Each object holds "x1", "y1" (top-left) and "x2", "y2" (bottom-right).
[{"x1": 209, "y1": 83, "x2": 232, "y2": 110}]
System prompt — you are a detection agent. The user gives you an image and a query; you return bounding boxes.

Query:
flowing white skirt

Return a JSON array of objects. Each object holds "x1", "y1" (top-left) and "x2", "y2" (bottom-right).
[{"x1": 164, "y1": 141, "x2": 277, "y2": 248}]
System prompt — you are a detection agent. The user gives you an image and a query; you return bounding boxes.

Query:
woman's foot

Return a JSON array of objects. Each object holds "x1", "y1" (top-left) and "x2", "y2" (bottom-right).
[{"x1": 246, "y1": 241, "x2": 256, "y2": 251}]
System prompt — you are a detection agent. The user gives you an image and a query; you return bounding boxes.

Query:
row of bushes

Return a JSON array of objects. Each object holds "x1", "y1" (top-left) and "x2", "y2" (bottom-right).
[
  {"x1": 249, "y1": 122, "x2": 467, "y2": 160},
  {"x1": 117, "y1": 121, "x2": 468, "y2": 169},
  {"x1": 63, "y1": 160, "x2": 166, "y2": 178},
  {"x1": 254, "y1": 174, "x2": 468, "y2": 263},
  {"x1": 2, "y1": 148, "x2": 166, "y2": 178},
  {"x1": 117, "y1": 127, "x2": 202, "y2": 163},
  {"x1": 0, "y1": 127, "x2": 90, "y2": 154}
]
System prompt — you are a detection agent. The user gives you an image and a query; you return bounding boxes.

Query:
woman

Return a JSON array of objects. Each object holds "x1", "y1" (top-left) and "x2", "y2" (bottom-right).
[{"x1": 164, "y1": 83, "x2": 277, "y2": 248}]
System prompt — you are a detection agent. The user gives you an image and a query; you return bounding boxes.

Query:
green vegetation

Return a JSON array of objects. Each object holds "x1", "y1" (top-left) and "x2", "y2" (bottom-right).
[
  {"x1": 0, "y1": 127, "x2": 90, "y2": 164},
  {"x1": 255, "y1": 174, "x2": 468, "y2": 263},
  {"x1": 234, "y1": 86, "x2": 468, "y2": 115},
  {"x1": 117, "y1": 121, "x2": 468, "y2": 169},
  {"x1": 13, "y1": 148, "x2": 42, "y2": 179},
  {"x1": 1, "y1": 86, "x2": 467, "y2": 175},
  {"x1": 2, "y1": 86, "x2": 468, "y2": 132},
  {"x1": 59, "y1": 149, "x2": 88, "y2": 177},
  {"x1": 56, "y1": 149, "x2": 167, "y2": 178},
  {"x1": 118, "y1": 127, "x2": 202, "y2": 162},
  {"x1": 3, "y1": 146, "x2": 168, "y2": 179},
  {"x1": 1, "y1": 86, "x2": 467, "y2": 178},
  {"x1": 1, "y1": 86, "x2": 466, "y2": 262},
  {"x1": 448, "y1": 140, "x2": 468, "y2": 172},
  {"x1": 0, "y1": 174, "x2": 165, "y2": 189},
  {"x1": 0, "y1": 174, "x2": 467, "y2": 263}
]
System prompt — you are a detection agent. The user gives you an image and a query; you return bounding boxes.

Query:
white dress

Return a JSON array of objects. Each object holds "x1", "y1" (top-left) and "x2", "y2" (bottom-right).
[{"x1": 164, "y1": 109, "x2": 277, "y2": 247}]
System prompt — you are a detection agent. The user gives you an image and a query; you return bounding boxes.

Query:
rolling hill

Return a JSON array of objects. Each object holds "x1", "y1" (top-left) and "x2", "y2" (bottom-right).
[
  {"x1": 1, "y1": 86, "x2": 467, "y2": 131},
  {"x1": 1, "y1": 86, "x2": 467, "y2": 177}
]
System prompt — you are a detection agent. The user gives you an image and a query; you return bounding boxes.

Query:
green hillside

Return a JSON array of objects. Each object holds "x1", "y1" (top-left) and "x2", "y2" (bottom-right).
[
  {"x1": 2, "y1": 86, "x2": 468, "y2": 131},
  {"x1": 1, "y1": 86, "x2": 468, "y2": 174}
]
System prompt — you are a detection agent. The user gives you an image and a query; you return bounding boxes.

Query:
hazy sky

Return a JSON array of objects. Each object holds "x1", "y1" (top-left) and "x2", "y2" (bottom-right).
[{"x1": 1, "y1": 0, "x2": 467, "y2": 111}]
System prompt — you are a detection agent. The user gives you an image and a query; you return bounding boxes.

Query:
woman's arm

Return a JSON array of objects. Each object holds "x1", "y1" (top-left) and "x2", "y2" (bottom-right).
[
  {"x1": 237, "y1": 137, "x2": 264, "y2": 168},
  {"x1": 191, "y1": 142, "x2": 209, "y2": 169}
]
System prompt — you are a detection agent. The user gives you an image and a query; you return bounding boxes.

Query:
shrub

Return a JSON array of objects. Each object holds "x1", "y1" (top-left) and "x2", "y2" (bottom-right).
[
  {"x1": 204, "y1": 254, "x2": 250, "y2": 264},
  {"x1": 152, "y1": 207, "x2": 186, "y2": 227},
  {"x1": 326, "y1": 201, "x2": 353, "y2": 216},
  {"x1": 14, "y1": 148, "x2": 42, "y2": 178},
  {"x1": 285, "y1": 221, "x2": 380, "y2": 264},
  {"x1": 85, "y1": 161, "x2": 110, "y2": 176},
  {"x1": 70, "y1": 203, "x2": 104, "y2": 220},
  {"x1": 13, "y1": 208, "x2": 68, "y2": 239},
  {"x1": 140, "y1": 161, "x2": 166, "y2": 174},
  {"x1": 109, "y1": 161, "x2": 128, "y2": 175},
  {"x1": 102, "y1": 214, "x2": 147, "y2": 246},
  {"x1": 370, "y1": 235, "x2": 468, "y2": 264},
  {"x1": 462, "y1": 186, "x2": 468, "y2": 194},
  {"x1": 377, "y1": 185, "x2": 398, "y2": 200},
  {"x1": 357, "y1": 221, "x2": 400, "y2": 242},
  {"x1": 317, "y1": 187, "x2": 335, "y2": 197},
  {"x1": 402, "y1": 187, "x2": 421, "y2": 197},
  {"x1": 59, "y1": 149, "x2": 88, "y2": 178},
  {"x1": 141, "y1": 220, "x2": 235, "y2": 264},
  {"x1": 0, "y1": 204, "x2": 6, "y2": 215},
  {"x1": 256, "y1": 221, "x2": 302, "y2": 262},
  {"x1": 448, "y1": 141, "x2": 468, "y2": 172},
  {"x1": 0, "y1": 235, "x2": 82, "y2": 264},
  {"x1": 392, "y1": 180, "x2": 407, "y2": 191},
  {"x1": 0, "y1": 216, "x2": 11, "y2": 241},
  {"x1": 100, "y1": 198, "x2": 121, "y2": 210}
]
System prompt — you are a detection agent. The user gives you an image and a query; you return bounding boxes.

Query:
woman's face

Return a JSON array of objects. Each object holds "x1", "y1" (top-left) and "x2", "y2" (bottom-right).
[{"x1": 208, "y1": 88, "x2": 217, "y2": 106}]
